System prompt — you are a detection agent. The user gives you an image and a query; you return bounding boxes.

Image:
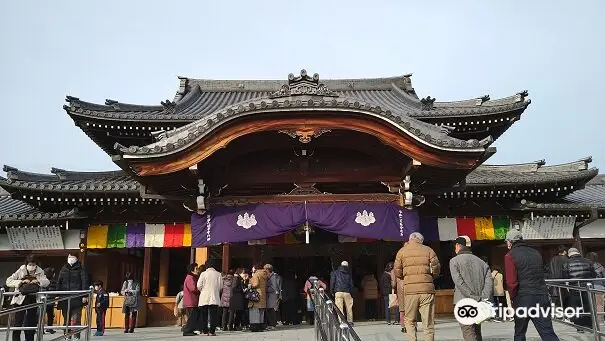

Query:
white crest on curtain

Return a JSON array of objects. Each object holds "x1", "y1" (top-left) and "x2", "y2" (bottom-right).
[
  {"x1": 355, "y1": 210, "x2": 376, "y2": 227},
  {"x1": 237, "y1": 212, "x2": 257, "y2": 229}
]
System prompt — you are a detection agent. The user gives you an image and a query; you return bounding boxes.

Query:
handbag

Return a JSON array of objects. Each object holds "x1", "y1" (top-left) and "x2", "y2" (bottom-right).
[
  {"x1": 388, "y1": 290, "x2": 398, "y2": 308},
  {"x1": 20, "y1": 283, "x2": 41, "y2": 295},
  {"x1": 124, "y1": 293, "x2": 136, "y2": 307},
  {"x1": 245, "y1": 288, "x2": 260, "y2": 302}
]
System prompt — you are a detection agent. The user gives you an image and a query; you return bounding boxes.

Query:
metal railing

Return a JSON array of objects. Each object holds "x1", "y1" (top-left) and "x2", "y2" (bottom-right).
[
  {"x1": 545, "y1": 278, "x2": 605, "y2": 341},
  {"x1": 309, "y1": 280, "x2": 361, "y2": 341},
  {"x1": 0, "y1": 287, "x2": 94, "y2": 341}
]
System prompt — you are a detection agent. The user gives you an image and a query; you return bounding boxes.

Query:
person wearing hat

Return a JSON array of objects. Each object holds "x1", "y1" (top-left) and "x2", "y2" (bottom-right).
[
  {"x1": 450, "y1": 236, "x2": 493, "y2": 341},
  {"x1": 504, "y1": 229, "x2": 559, "y2": 340},
  {"x1": 330, "y1": 261, "x2": 354, "y2": 325},
  {"x1": 563, "y1": 247, "x2": 596, "y2": 332}
]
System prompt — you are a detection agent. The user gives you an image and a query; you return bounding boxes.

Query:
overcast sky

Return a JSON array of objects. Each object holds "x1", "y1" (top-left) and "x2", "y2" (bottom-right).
[{"x1": 1, "y1": 1, "x2": 603, "y2": 174}]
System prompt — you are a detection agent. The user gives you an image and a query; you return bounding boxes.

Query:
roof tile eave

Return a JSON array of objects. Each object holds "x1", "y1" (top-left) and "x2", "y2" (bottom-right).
[{"x1": 117, "y1": 94, "x2": 490, "y2": 159}]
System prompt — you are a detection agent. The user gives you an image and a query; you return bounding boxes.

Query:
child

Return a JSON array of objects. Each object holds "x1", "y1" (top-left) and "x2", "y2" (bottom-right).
[
  {"x1": 94, "y1": 280, "x2": 109, "y2": 336},
  {"x1": 174, "y1": 287, "x2": 186, "y2": 328}
]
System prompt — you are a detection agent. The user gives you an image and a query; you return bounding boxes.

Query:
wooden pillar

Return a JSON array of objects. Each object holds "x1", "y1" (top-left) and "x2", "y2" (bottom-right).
[
  {"x1": 222, "y1": 244, "x2": 230, "y2": 273},
  {"x1": 190, "y1": 248, "x2": 196, "y2": 264},
  {"x1": 142, "y1": 248, "x2": 152, "y2": 296},
  {"x1": 195, "y1": 247, "x2": 208, "y2": 267},
  {"x1": 158, "y1": 248, "x2": 170, "y2": 297},
  {"x1": 252, "y1": 246, "x2": 262, "y2": 267}
]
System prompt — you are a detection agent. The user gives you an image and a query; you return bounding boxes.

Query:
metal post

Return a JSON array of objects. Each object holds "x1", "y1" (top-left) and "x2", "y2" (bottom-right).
[
  {"x1": 36, "y1": 295, "x2": 46, "y2": 341},
  {"x1": 327, "y1": 300, "x2": 335, "y2": 341},
  {"x1": 65, "y1": 296, "x2": 71, "y2": 338},
  {"x1": 585, "y1": 283, "x2": 600, "y2": 341},
  {"x1": 339, "y1": 323, "x2": 350, "y2": 341},
  {"x1": 84, "y1": 286, "x2": 94, "y2": 341},
  {"x1": 0, "y1": 287, "x2": 4, "y2": 309}
]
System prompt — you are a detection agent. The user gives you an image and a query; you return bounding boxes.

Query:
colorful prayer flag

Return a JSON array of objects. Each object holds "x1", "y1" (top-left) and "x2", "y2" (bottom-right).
[
  {"x1": 474, "y1": 217, "x2": 495, "y2": 240},
  {"x1": 420, "y1": 217, "x2": 439, "y2": 242},
  {"x1": 493, "y1": 218, "x2": 510, "y2": 240},
  {"x1": 144, "y1": 224, "x2": 165, "y2": 247},
  {"x1": 183, "y1": 224, "x2": 192, "y2": 247},
  {"x1": 164, "y1": 224, "x2": 185, "y2": 247},
  {"x1": 87, "y1": 225, "x2": 108, "y2": 249},
  {"x1": 437, "y1": 218, "x2": 458, "y2": 241},
  {"x1": 455, "y1": 217, "x2": 477, "y2": 240},
  {"x1": 126, "y1": 223, "x2": 145, "y2": 248},
  {"x1": 107, "y1": 224, "x2": 126, "y2": 248}
]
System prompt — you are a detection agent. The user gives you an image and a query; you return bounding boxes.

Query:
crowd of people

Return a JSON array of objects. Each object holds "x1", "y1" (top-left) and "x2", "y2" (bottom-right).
[
  {"x1": 3, "y1": 232, "x2": 605, "y2": 341},
  {"x1": 3, "y1": 253, "x2": 142, "y2": 341}
]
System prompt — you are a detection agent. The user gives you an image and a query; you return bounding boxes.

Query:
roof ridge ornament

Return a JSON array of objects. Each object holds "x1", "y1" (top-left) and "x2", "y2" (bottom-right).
[
  {"x1": 420, "y1": 96, "x2": 436, "y2": 110},
  {"x1": 105, "y1": 99, "x2": 120, "y2": 109},
  {"x1": 269, "y1": 69, "x2": 338, "y2": 99},
  {"x1": 515, "y1": 90, "x2": 529, "y2": 103},
  {"x1": 161, "y1": 99, "x2": 177, "y2": 114},
  {"x1": 475, "y1": 95, "x2": 490, "y2": 106}
]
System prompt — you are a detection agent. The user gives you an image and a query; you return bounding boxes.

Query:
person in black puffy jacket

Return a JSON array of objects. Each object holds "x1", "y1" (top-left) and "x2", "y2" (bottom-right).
[
  {"x1": 56, "y1": 253, "x2": 89, "y2": 340},
  {"x1": 547, "y1": 246, "x2": 568, "y2": 307},
  {"x1": 563, "y1": 248, "x2": 596, "y2": 331}
]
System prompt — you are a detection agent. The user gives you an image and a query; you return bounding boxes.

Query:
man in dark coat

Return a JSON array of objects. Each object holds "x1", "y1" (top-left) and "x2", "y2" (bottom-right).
[
  {"x1": 563, "y1": 248, "x2": 597, "y2": 332},
  {"x1": 56, "y1": 253, "x2": 89, "y2": 340},
  {"x1": 547, "y1": 245, "x2": 568, "y2": 308},
  {"x1": 330, "y1": 261, "x2": 354, "y2": 324},
  {"x1": 504, "y1": 230, "x2": 559, "y2": 341}
]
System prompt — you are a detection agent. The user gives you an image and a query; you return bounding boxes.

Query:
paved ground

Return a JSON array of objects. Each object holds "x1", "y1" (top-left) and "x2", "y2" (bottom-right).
[{"x1": 2, "y1": 318, "x2": 600, "y2": 340}]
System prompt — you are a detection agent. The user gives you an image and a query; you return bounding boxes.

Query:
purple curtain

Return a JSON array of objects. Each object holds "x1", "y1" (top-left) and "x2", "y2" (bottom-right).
[
  {"x1": 191, "y1": 202, "x2": 420, "y2": 247},
  {"x1": 192, "y1": 204, "x2": 306, "y2": 245}
]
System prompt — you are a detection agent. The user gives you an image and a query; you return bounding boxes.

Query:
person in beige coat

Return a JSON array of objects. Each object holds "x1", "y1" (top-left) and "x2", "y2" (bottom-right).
[
  {"x1": 394, "y1": 232, "x2": 440, "y2": 341},
  {"x1": 361, "y1": 273, "x2": 379, "y2": 320},
  {"x1": 6, "y1": 255, "x2": 50, "y2": 341},
  {"x1": 197, "y1": 260, "x2": 223, "y2": 336},
  {"x1": 491, "y1": 265, "x2": 507, "y2": 322},
  {"x1": 248, "y1": 265, "x2": 268, "y2": 332}
]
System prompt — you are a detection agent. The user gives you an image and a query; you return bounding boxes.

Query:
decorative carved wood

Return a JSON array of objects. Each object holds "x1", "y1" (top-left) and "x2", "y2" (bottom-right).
[
  {"x1": 130, "y1": 116, "x2": 483, "y2": 176},
  {"x1": 210, "y1": 193, "x2": 401, "y2": 205},
  {"x1": 278, "y1": 127, "x2": 331, "y2": 143}
]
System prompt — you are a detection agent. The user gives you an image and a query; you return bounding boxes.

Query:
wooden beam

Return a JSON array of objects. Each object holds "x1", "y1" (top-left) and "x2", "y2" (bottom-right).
[
  {"x1": 158, "y1": 248, "x2": 170, "y2": 297},
  {"x1": 210, "y1": 193, "x2": 401, "y2": 205},
  {"x1": 222, "y1": 244, "x2": 230, "y2": 273},
  {"x1": 214, "y1": 169, "x2": 401, "y2": 185},
  {"x1": 142, "y1": 247, "x2": 152, "y2": 296},
  {"x1": 130, "y1": 117, "x2": 483, "y2": 176}
]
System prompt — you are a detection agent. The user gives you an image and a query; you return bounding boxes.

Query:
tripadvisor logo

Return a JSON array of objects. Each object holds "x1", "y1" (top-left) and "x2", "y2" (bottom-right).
[{"x1": 454, "y1": 298, "x2": 582, "y2": 325}]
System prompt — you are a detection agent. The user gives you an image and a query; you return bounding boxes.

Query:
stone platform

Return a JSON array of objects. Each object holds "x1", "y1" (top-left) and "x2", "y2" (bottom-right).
[{"x1": 2, "y1": 318, "x2": 598, "y2": 340}]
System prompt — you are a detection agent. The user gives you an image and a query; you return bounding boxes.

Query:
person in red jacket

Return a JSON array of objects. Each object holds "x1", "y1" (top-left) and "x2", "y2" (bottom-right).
[{"x1": 182, "y1": 263, "x2": 201, "y2": 336}]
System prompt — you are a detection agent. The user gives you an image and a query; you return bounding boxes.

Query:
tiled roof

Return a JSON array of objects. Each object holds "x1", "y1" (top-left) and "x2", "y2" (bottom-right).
[
  {"x1": 466, "y1": 158, "x2": 598, "y2": 186},
  {"x1": 563, "y1": 174, "x2": 605, "y2": 208},
  {"x1": 0, "y1": 166, "x2": 140, "y2": 193},
  {"x1": 114, "y1": 94, "x2": 494, "y2": 158},
  {"x1": 0, "y1": 193, "x2": 81, "y2": 222},
  {"x1": 64, "y1": 73, "x2": 530, "y2": 122}
]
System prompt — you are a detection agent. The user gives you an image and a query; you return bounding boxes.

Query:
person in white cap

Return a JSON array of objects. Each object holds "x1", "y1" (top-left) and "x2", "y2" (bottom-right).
[
  {"x1": 330, "y1": 261, "x2": 354, "y2": 325},
  {"x1": 563, "y1": 247, "x2": 596, "y2": 332},
  {"x1": 450, "y1": 235, "x2": 493, "y2": 341},
  {"x1": 394, "y1": 232, "x2": 440, "y2": 341},
  {"x1": 504, "y1": 229, "x2": 559, "y2": 340}
]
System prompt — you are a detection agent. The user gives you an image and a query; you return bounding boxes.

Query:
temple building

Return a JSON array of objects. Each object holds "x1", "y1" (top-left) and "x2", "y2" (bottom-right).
[{"x1": 1, "y1": 70, "x2": 603, "y2": 326}]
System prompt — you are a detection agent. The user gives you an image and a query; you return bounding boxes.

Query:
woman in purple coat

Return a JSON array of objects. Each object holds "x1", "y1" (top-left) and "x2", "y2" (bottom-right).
[{"x1": 182, "y1": 263, "x2": 200, "y2": 336}]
